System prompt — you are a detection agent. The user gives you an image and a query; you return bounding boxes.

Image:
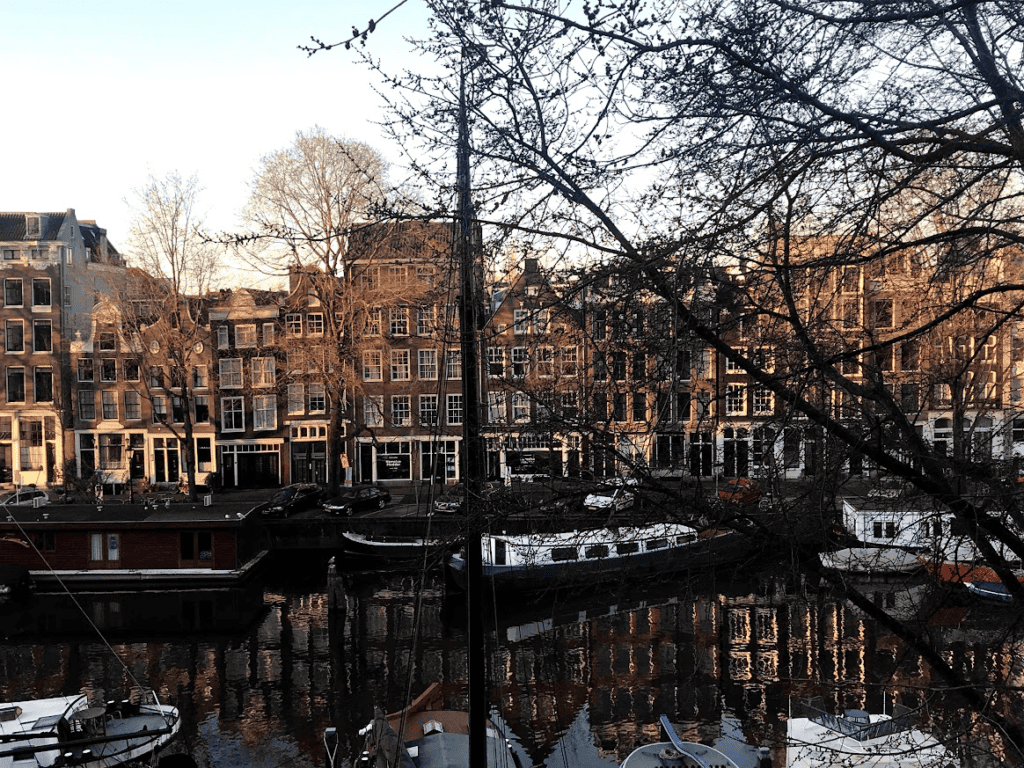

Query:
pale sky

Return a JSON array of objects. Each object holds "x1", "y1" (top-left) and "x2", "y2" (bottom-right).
[{"x1": 1, "y1": 0, "x2": 430, "y2": 288}]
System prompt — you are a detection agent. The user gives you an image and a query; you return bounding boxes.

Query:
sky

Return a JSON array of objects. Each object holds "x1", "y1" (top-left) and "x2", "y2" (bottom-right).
[{"x1": 1, "y1": 0, "x2": 431, "y2": 289}]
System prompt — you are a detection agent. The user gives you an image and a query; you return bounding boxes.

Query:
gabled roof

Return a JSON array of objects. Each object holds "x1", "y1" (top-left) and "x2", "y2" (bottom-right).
[{"x1": 0, "y1": 212, "x2": 67, "y2": 241}]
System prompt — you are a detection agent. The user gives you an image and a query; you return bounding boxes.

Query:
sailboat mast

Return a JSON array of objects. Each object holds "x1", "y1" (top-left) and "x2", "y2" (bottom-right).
[{"x1": 456, "y1": 60, "x2": 488, "y2": 768}]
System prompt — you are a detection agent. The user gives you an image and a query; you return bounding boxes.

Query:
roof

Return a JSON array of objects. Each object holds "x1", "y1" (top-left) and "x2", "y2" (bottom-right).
[
  {"x1": 0, "y1": 504, "x2": 253, "y2": 527},
  {"x1": 0, "y1": 212, "x2": 67, "y2": 241}
]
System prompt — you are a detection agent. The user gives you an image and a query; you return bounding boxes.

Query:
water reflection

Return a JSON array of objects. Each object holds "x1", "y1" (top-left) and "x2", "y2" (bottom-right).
[{"x1": 0, "y1": 553, "x2": 1020, "y2": 767}]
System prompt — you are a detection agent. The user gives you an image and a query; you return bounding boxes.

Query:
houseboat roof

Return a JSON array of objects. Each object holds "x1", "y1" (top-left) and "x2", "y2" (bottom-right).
[{"x1": 0, "y1": 504, "x2": 254, "y2": 528}]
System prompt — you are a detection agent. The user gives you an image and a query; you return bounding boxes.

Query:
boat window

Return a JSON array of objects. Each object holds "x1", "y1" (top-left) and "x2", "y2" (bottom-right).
[
  {"x1": 676, "y1": 534, "x2": 696, "y2": 544},
  {"x1": 584, "y1": 544, "x2": 609, "y2": 559},
  {"x1": 494, "y1": 539, "x2": 507, "y2": 566},
  {"x1": 551, "y1": 546, "x2": 579, "y2": 561},
  {"x1": 646, "y1": 538, "x2": 668, "y2": 550},
  {"x1": 616, "y1": 542, "x2": 639, "y2": 555}
]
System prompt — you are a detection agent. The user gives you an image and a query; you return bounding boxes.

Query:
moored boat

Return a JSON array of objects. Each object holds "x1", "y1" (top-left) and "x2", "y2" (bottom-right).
[
  {"x1": 340, "y1": 530, "x2": 450, "y2": 562},
  {"x1": 785, "y1": 697, "x2": 951, "y2": 768},
  {"x1": 0, "y1": 687, "x2": 180, "y2": 768},
  {"x1": 447, "y1": 523, "x2": 752, "y2": 592},
  {"x1": 819, "y1": 547, "x2": 922, "y2": 574},
  {"x1": 621, "y1": 715, "x2": 741, "y2": 768}
]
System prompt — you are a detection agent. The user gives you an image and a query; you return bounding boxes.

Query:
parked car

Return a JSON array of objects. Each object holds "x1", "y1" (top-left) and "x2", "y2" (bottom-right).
[
  {"x1": 718, "y1": 478, "x2": 761, "y2": 505},
  {"x1": 0, "y1": 488, "x2": 52, "y2": 507},
  {"x1": 254, "y1": 484, "x2": 325, "y2": 518},
  {"x1": 583, "y1": 477, "x2": 639, "y2": 512},
  {"x1": 432, "y1": 481, "x2": 503, "y2": 514},
  {"x1": 322, "y1": 485, "x2": 392, "y2": 515}
]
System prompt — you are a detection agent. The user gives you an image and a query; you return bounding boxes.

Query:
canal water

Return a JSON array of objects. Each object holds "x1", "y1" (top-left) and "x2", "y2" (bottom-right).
[{"x1": 0, "y1": 552, "x2": 1016, "y2": 767}]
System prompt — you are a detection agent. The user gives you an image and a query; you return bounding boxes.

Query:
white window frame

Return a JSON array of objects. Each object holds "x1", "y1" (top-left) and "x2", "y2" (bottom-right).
[
  {"x1": 221, "y1": 396, "x2": 245, "y2": 432},
  {"x1": 725, "y1": 384, "x2": 747, "y2": 416},
  {"x1": 446, "y1": 394, "x2": 464, "y2": 425},
  {"x1": 446, "y1": 350, "x2": 462, "y2": 380},
  {"x1": 308, "y1": 383, "x2": 326, "y2": 413},
  {"x1": 254, "y1": 394, "x2": 277, "y2": 431},
  {"x1": 418, "y1": 349, "x2": 438, "y2": 380},
  {"x1": 288, "y1": 384, "x2": 305, "y2": 414},
  {"x1": 419, "y1": 394, "x2": 439, "y2": 425},
  {"x1": 252, "y1": 357, "x2": 276, "y2": 387},
  {"x1": 363, "y1": 350, "x2": 383, "y2": 381},
  {"x1": 391, "y1": 350, "x2": 411, "y2": 381},
  {"x1": 391, "y1": 395, "x2": 411, "y2": 426},
  {"x1": 235, "y1": 324, "x2": 257, "y2": 348},
  {"x1": 364, "y1": 395, "x2": 384, "y2": 427},
  {"x1": 219, "y1": 358, "x2": 243, "y2": 389},
  {"x1": 306, "y1": 313, "x2": 324, "y2": 336}
]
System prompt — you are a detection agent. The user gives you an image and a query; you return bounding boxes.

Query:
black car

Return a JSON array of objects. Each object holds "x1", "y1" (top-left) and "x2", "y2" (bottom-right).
[
  {"x1": 322, "y1": 485, "x2": 392, "y2": 515},
  {"x1": 254, "y1": 484, "x2": 325, "y2": 518}
]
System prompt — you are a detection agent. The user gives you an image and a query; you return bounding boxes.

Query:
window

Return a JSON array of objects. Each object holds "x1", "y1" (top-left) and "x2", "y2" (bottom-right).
[
  {"x1": 872, "y1": 298, "x2": 894, "y2": 328},
  {"x1": 254, "y1": 394, "x2": 277, "y2": 430},
  {"x1": 447, "y1": 394, "x2": 464, "y2": 425},
  {"x1": 611, "y1": 351, "x2": 626, "y2": 381},
  {"x1": 79, "y1": 390, "x2": 96, "y2": 420},
  {"x1": 308, "y1": 383, "x2": 326, "y2": 413},
  {"x1": 150, "y1": 365, "x2": 165, "y2": 388},
  {"x1": 632, "y1": 392, "x2": 647, "y2": 422},
  {"x1": 418, "y1": 349, "x2": 438, "y2": 380},
  {"x1": 32, "y1": 278, "x2": 50, "y2": 307},
  {"x1": 726, "y1": 384, "x2": 746, "y2": 416},
  {"x1": 366, "y1": 307, "x2": 382, "y2": 335},
  {"x1": 192, "y1": 365, "x2": 208, "y2": 389},
  {"x1": 363, "y1": 350, "x2": 383, "y2": 381},
  {"x1": 221, "y1": 396, "x2": 244, "y2": 431},
  {"x1": 416, "y1": 265, "x2": 436, "y2": 286},
  {"x1": 390, "y1": 306, "x2": 409, "y2": 336},
  {"x1": 752, "y1": 387, "x2": 773, "y2": 415},
  {"x1": 124, "y1": 391, "x2": 141, "y2": 420},
  {"x1": 89, "y1": 532, "x2": 120, "y2": 563},
  {"x1": 561, "y1": 347, "x2": 578, "y2": 376},
  {"x1": 152, "y1": 395, "x2": 167, "y2": 423},
  {"x1": 100, "y1": 358, "x2": 116, "y2": 382},
  {"x1": 512, "y1": 393, "x2": 530, "y2": 422},
  {"x1": 872, "y1": 520, "x2": 897, "y2": 540},
  {"x1": 252, "y1": 357, "x2": 276, "y2": 387},
  {"x1": 593, "y1": 351, "x2": 607, "y2": 380},
  {"x1": 446, "y1": 350, "x2": 462, "y2": 380},
  {"x1": 217, "y1": 326, "x2": 230, "y2": 349},
  {"x1": 194, "y1": 395, "x2": 209, "y2": 423},
  {"x1": 261, "y1": 322, "x2": 275, "y2": 346},
  {"x1": 388, "y1": 265, "x2": 407, "y2": 284},
  {"x1": 78, "y1": 359, "x2": 94, "y2": 382},
  {"x1": 417, "y1": 306, "x2": 435, "y2": 336},
  {"x1": 391, "y1": 350, "x2": 410, "y2": 381},
  {"x1": 32, "y1": 320, "x2": 51, "y2": 352},
  {"x1": 2, "y1": 249, "x2": 15, "y2": 261},
  {"x1": 5, "y1": 321, "x2": 23, "y2": 352},
  {"x1": 4, "y1": 279, "x2": 22, "y2": 306},
  {"x1": 171, "y1": 395, "x2": 185, "y2": 423},
  {"x1": 419, "y1": 394, "x2": 439, "y2": 425},
  {"x1": 288, "y1": 384, "x2": 305, "y2": 414},
  {"x1": 488, "y1": 392, "x2": 507, "y2": 423},
  {"x1": 487, "y1": 347, "x2": 504, "y2": 377},
  {"x1": 537, "y1": 347, "x2": 555, "y2": 377},
  {"x1": 306, "y1": 313, "x2": 324, "y2": 336},
  {"x1": 514, "y1": 308, "x2": 530, "y2": 334},
  {"x1": 123, "y1": 359, "x2": 140, "y2": 381},
  {"x1": 235, "y1": 324, "x2": 257, "y2": 348},
  {"x1": 197, "y1": 437, "x2": 213, "y2": 468},
  {"x1": 63, "y1": 286, "x2": 71, "y2": 306},
  {"x1": 101, "y1": 390, "x2": 118, "y2": 420},
  {"x1": 511, "y1": 347, "x2": 528, "y2": 377},
  {"x1": 364, "y1": 395, "x2": 383, "y2": 426},
  {"x1": 6, "y1": 368, "x2": 24, "y2": 403},
  {"x1": 99, "y1": 434, "x2": 123, "y2": 470},
  {"x1": 360, "y1": 266, "x2": 379, "y2": 290},
  {"x1": 613, "y1": 392, "x2": 627, "y2": 421},
  {"x1": 286, "y1": 314, "x2": 303, "y2": 336},
  {"x1": 219, "y1": 359, "x2": 243, "y2": 388},
  {"x1": 535, "y1": 308, "x2": 550, "y2": 333},
  {"x1": 391, "y1": 395, "x2": 411, "y2": 426}
]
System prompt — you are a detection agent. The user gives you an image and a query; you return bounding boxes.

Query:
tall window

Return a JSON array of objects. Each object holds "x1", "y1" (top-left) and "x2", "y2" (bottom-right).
[
  {"x1": 537, "y1": 347, "x2": 555, "y2": 377},
  {"x1": 101, "y1": 358, "x2": 117, "y2": 382},
  {"x1": 511, "y1": 348, "x2": 528, "y2": 377},
  {"x1": 217, "y1": 325, "x2": 230, "y2": 349},
  {"x1": 6, "y1": 368, "x2": 24, "y2": 403},
  {"x1": 101, "y1": 390, "x2": 118, "y2": 420},
  {"x1": 366, "y1": 307, "x2": 382, "y2": 335},
  {"x1": 20, "y1": 420, "x2": 42, "y2": 470},
  {"x1": 514, "y1": 308, "x2": 530, "y2": 334},
  {"x1": 221, "y1": 396, "x2": 244, "y2": 431},
  {"x1": 364, "y1": 395, "x2": 383, "y2": 427},
  {"x1": 418, "y1": 349, "x2": 438, "y2": 380},
  {"x1": 419, "y1": 395, "x2": 438, "y2": 425},
  {"x1": 254, "y1": 395, "x2": 277, "y2": 430},
  {"x1": 752, "y1": 387, "x2": 773, "y2": 415},
  {"x1": 124, "y1": 391, "x2": 142, "y2": 420},
  {"x1": 306, "y1": 313, "x2": 324, "y2": 336},
  {"x1": 391, "y1": 395, "x2": 411, "y2": 426},
  {"x1": 390, "y1": 306, "x2": 409, "y2": 336},
  {"x1": 487, "y1": 347, "x2": 504, "y2": 377},
  {"x1": 5, "y1": 320, "x2": 23, "y2": 352},
  {"x1": 219, "y1": 359, "x2": 243, "y2": 388},
  {"x1": 123, "y1": 359, "x2": 140, "y2": 381},
  {"x1": 308, "y1": 383, "x2": 326, "y2": 413},
  {"x1": 32, "y1": 278, "x2": 50, "y2": 307},
  {"x1": 512, "y1": 393, "x2": 530, "y2": 422},
  {"x1": 725, "y1": 384, "x2": 747, "y2": 416},
  {"x1": 194, "y1": 396, "x2": 209, "y2": 423},
  {"x1": 288, "y1": 384, "x2": 305, "y2": 414},
  {"x1": 363, "y1": 351, "x2": 383, "y2": 381},
  {"x1": 79, "y1": 390, "x2": 96, "y2": 420},
  {"x1": 4, "y1": 279, "x2": 22, "y2": 306},
  {"x1": 488, "y1": 392, "x2": 507, "y2": 423},
  {"x1": 446, "y1": 350, "x2": 462, "y2": 380},
  {"x1": 31, "y1": 320, "x2": 51, "y2": 353},
  {"x1": 417, "y1": 306, "x2": 435, "y2": 336},
  {"x1": 261, "y1": 322, "x2": 276, "y2": 346},
  {"x1": 252, "y1": 357, "x2": 276, "y2": 387},
  {"x1": 561, "y1": 347, "x2": 578, "y2": 376},
  {"x1": 152, "y1": 395, "x2": 167, "y2": 423},
  {"x1": 286, "y1": 314, "x2": 303, "y2": 336},
  {"x1": 193, "y1": 365, "x2": 208, "y2": 388},
  {"x1": 78, "y1": 359, "x2": 94, "y2": 382},
  {"x1": 391, "y1": 350, "x2": 410, "y2": 381},
  {"x1": 446, "y1": 394, "x2": 464, "y2": 425},
  {"x1": 150, "y1": 366, "x2": 165, "y2": 388}
]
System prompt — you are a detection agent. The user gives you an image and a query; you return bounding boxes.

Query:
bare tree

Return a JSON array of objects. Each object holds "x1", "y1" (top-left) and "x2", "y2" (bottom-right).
[
  {"x1": 123, "y1": 172, "x2": 222, "y2": 501},
  {"x1": 309, "y1": 0, "x2": 1024, "y2": 759}
]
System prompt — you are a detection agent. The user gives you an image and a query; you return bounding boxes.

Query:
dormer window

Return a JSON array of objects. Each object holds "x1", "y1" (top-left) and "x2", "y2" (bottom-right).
[{"x1": 25, "y1": 216, "x2": 40, "y2": 238}]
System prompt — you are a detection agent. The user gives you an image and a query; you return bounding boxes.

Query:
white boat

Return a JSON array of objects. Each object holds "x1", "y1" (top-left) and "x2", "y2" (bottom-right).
[
  {"x1": 0, "y1": 687, "x2": 180, "y2": 768},
  {"x1": 334, "y1": 682, "x2": 519, "y2": 768},
  {"x1": 340, "y1": 530, "x2": 449, "y2": 561},
  {"x1": 620, "y1": 715, "x2": 741, "y2": 767},
  {"x1": 447, "y1": 523, "x2": 752, "y2": 592},
  {"x1": 786, "y1": 698, "x2": 952, "y2": 768},
  {"x1": 819, "y1": 547, "x2": 922, "y2": 574}
]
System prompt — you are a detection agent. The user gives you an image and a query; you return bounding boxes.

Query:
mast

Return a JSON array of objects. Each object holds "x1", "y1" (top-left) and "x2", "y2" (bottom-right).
[{"x1": 456, "y1": 60, "x2": 488, "y2": 768}]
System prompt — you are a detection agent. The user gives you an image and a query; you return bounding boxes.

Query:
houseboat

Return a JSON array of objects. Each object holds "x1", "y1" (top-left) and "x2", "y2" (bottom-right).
[{"x1": 0, "y1": 502, "x2": 267, "y2": 589}]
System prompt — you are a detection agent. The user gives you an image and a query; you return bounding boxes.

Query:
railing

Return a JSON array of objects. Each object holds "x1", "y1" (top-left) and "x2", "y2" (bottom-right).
[{"x1": 799, "y1": 698, "x2": 915, "y2": 741}]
